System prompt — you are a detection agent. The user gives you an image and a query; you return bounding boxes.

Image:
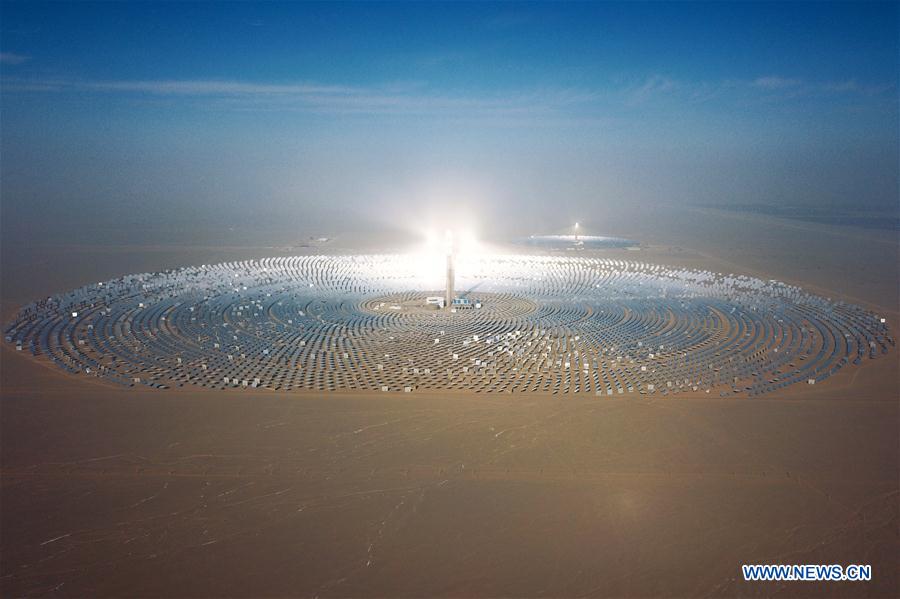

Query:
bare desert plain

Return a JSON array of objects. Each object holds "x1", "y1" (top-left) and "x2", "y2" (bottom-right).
[{"x1": 1, "y1": 206, "x2": 898, "y2": 598}]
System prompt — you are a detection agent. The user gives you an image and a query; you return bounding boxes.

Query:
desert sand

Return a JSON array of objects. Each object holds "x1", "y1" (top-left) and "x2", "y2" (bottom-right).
[{"x1": 2, "y1": 206, "x2": 897, "y2": 597}]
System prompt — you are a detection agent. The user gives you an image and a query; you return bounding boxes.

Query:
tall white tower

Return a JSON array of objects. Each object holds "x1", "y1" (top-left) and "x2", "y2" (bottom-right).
[{"x1": 444, "y1": 231, "x2": 455, "y2": 308}]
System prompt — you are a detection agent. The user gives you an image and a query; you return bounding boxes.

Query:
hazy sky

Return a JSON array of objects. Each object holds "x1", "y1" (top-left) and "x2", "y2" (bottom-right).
[{"x1": 1, "y1": 1, "x2": 897, "y2": 239}]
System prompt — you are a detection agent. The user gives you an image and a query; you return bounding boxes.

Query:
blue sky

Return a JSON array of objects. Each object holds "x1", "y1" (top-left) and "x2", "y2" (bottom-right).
[{"x1": 1, "y1": 1, "x2": 897, "y2": 237}]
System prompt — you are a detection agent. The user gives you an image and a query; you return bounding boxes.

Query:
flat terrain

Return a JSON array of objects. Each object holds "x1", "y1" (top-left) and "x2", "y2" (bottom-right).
[
  {"x1": 2, "y1": 348, "x2": 897, "y2": 597},
  {"x1": 2, "y1": 209, "x2": 898, "y2": 597}
]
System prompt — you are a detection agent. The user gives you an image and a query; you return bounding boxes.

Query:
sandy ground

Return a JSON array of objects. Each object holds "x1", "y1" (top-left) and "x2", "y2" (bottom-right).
[{"x1": 2, "y1": 208, "x2": 898, "y2": 597}]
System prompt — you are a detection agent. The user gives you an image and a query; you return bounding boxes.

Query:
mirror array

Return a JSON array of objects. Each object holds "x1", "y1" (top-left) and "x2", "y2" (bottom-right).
[{"x1": 4, "y1": 254, "x2": 893, "y2": 396}]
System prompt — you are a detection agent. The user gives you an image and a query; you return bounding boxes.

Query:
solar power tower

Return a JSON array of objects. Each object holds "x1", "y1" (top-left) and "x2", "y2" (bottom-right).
[{"x1": 445, "y1": 231, "x2": 455, "y2": 308}]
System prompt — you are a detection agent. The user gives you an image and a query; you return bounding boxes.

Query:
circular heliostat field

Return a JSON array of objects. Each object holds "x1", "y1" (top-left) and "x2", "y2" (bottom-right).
[{"x1": 4, "y1": 254, "x2": 893, "y2": 396}]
